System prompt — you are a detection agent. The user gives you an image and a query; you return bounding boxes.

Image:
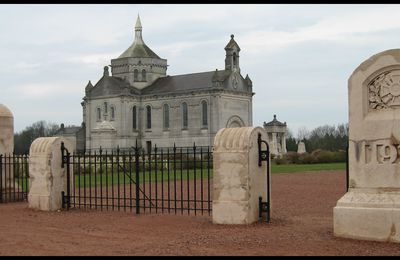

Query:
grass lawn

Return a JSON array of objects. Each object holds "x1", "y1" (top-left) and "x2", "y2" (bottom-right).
[{"x1": 271, "y1": 162, "x2": 346, "y2": 174}]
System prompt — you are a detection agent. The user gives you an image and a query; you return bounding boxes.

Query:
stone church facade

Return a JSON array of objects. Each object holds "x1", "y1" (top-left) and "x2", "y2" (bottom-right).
[{"x1": 77, "y1": 16, "x2": 253, "y2": 151}]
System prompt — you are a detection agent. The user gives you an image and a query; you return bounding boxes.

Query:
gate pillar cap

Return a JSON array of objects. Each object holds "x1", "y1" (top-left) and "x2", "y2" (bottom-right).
[
  {"x1": 350, "y1": 48, "x2": 400, "y2": 79},
  {"x1": 30, "y1": 137, "x2": 73, "y2": 155},
  {"x1": 214, "y1": 126, "x2": 267, "y2": 152},
  {"x1": 0, "y1": 104, "x2": 13, "y2": 118}
]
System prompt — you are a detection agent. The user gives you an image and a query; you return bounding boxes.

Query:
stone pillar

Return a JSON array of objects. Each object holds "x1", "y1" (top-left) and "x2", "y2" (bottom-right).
[
  {"x1": 0, "y1": 104, "x2": 15, "y2": 195},
  {"x1": 28, "y1": 137, "x2": 73, "y2": 211},
  {"x1": 271, "y1": 132, "x2": 278, "y2": 155},
  {"x1": 334, "y1": 49, "x2": 400, "y2": 243},
  {"x1": 212, "y1": 126, "x2": 270, "y2": 224},
  {"x1": 0, "y1": 104, "x2": 13, "y2": 155},
  {"x1": 281, "y1": 133, "x2": 287, "y2": 154}
]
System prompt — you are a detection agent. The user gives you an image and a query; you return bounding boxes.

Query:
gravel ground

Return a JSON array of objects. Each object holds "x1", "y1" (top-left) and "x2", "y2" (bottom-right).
[{"x1": 0, "y1": 170, "x2": 399, "y2": 256}]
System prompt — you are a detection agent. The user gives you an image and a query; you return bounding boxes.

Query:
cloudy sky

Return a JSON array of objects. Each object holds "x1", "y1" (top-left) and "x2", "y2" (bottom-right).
[{"x1": 1, "y1": 4, "x2": 400, "y2": 136}]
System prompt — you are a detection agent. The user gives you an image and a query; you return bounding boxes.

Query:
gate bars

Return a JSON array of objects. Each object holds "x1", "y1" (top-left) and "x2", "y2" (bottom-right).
[
  {"x1": 61, "y1": 142, "x2": 213, "y2": 215},
  {"x1": 0, "y1": 154, "x2": 29, "y2": 203}
]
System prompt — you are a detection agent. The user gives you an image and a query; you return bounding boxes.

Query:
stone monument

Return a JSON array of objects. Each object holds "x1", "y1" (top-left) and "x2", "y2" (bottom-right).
[
  {"x1": 297, "y1": 141, "x2": 306, "y2": 154},
  {"x1": 212, "y1": 126, "x2": 271, "y2": 224},
  {"x1": 334, "y1": 49, "x2": 400, "y2": 243},
  {"x1": 263, "y1": 115, "x2": 287, "y2": 157}
]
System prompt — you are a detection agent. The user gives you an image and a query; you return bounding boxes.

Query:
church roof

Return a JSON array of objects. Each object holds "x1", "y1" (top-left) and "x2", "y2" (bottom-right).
[
  {"x1": 225, "y1": 34, "x2": 241, "y2": 51},
  {"x1": 141, "y1": 70, "x2": 231, "y2": 95},
  {"x1": 118, "y1": 15, "x2": 160, "y2": 59},
  {"x1": 264, "y1": 115, "x2": 286, "y2": 127},
  {"x1": 118, "y1": 42, "x2": 160, "y2": 59},
  {"x1": 88, "y1": 74, "x2": 141, "y2": 97}
]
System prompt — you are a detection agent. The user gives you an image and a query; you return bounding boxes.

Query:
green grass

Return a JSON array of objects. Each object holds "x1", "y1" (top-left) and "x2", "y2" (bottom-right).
[
  {"x1": 73, "y1": 169, "x2": 213, "y2": 188},
  {"x1": 271, "y1": 162, "x2": 346, "y2": 174}
]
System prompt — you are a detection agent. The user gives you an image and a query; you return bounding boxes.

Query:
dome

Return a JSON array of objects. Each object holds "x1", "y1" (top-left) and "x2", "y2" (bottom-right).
[{"x1": 118, "y1": 15, "x2": 160, "y2": 59}]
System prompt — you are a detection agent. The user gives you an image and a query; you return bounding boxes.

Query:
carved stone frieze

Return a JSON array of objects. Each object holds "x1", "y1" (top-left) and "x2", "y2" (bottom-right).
[{"x1": 368, "y1": 70, "x2": 400, "y2": 110}]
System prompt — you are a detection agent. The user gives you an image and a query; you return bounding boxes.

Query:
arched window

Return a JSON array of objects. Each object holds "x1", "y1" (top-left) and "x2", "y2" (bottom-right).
[
  {"x1": 134, "y1": 69, "x2": 139, "y2": 81},
  {"x1": 104, "y1": 102, "x2": 108, "y2": 114},
  {"x1": 201, "y1": 101, "x2": 208, "y2": 128},
  {"x1": 233, "y1": 52, "x2": 237, "y2": 66},
  {"x1": 132, "y1": 106, "x2": 137, "y2": 130},
  {"x1": 97, "y1": 107, "x2": 101, "y2": 121},
  {"x1": 142, "y1": 69, "x2": 147, "y2": 82},
  {"x1": 163, "y1": 104, "x2": 169, "y2": 129},
  {"x1": 146, "y1": 105, "x2": 152, "y2": 129},
  {"x1": 182, "y1": 102, "x2": 188, "y2": 129},
  {"x1": 110, "y1": 106, "x2": 115, "y2": 121}
]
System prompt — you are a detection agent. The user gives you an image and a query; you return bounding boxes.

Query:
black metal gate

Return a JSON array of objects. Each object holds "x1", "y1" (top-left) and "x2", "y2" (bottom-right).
[
  {"x1": 0, "y1": 154, "x2": 29, "y2": 203},
  {"x1": 61, "y1": 142, "x2": 213, "y2": 215}
]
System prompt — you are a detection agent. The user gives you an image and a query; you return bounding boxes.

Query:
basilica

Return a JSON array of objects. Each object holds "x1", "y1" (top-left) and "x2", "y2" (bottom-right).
[{"x1": 60, "y1": 16, "x2": 254, "y2": 152}]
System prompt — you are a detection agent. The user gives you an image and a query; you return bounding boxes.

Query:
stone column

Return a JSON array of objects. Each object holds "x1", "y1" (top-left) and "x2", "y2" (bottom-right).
[
  {"x1": 333, "y1": 49, "x2": 400, "y2": 243},
  {"x1": 28, "y1": 137, "x2": 73, "y2": 211},
  {"x1": 212, "y1": 126, "x2": 270, "y2": 224},
  {"x1": 271, "y1": 132, "x2": 278, "y2": 156},
  {"x1": 281, "y1": 133, "x2": 287, "y2": 154},
  {"x1": 0, "y1": 104, "x2": 15, "y2": 197}
]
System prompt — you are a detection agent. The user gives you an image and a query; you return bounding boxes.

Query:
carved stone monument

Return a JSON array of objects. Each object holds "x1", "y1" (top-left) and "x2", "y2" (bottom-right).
[
  {"x1": 297, "y1": 141, "x2": 306, "y2": 154},
  {"x1": 28, "y1": 137, "x2": 73, "y2": 211},
  {"x1": 212, "y1": 126, "x2": 270, "y2": 224},
  {"x1": 334, "y1": 49, "x2": 400, "y2": 243}
]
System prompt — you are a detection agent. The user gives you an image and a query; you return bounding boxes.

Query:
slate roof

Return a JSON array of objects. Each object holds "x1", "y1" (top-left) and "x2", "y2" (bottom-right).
[
  {"x1": 264, "y1": 115, "x2": 286, "y2": 127},
  {"x1": 56, "y1": 126, "x2": 81, "y2": 135},
  {"x1": 118, "y1": 42, "x2": 160, "y2": 59},
  {"x1": 88, "y1": 75, "x2": 141, "y2": 97},
  {"x1": 141, "y1": 70, "x2": 231, "y2": 95},
  {"x1": 225, "y1": 34, "x2": 241, "y2": 51}
]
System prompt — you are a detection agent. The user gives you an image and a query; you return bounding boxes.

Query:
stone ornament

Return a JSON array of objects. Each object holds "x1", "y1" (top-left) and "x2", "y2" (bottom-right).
[{"x1": 368, "y1": 70, "x2": 400, "y2": 110}]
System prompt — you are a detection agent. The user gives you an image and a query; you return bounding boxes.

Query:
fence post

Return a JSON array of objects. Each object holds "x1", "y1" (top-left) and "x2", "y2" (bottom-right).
[{"x1": 135, "y1": 139, "x2": 140, "y2": 214}]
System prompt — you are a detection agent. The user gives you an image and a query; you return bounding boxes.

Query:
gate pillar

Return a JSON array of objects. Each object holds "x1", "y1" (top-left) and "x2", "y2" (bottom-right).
[
  {"x1": 0, "y1": 104, "x2": 16, "y2": 199},
  {"x1": 212, "y1": 127, "x2": 270, "y2": 224},
  {"x1": 28, "y1": 137, "x2": 73, "y2": 211}
]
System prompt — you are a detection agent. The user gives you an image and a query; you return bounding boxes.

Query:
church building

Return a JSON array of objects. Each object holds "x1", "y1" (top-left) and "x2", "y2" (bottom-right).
[{"x1": 78, "y1": 16, "x2": 254, "y2": 152}]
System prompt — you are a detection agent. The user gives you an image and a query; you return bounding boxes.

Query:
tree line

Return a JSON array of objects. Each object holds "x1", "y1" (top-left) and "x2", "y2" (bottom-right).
[
  {"x1": 14, "y1": 121, "x2": 60, "y2": 154},
  {"x1": 286, "y1": 123, "x2": 349, "y2": 153}
]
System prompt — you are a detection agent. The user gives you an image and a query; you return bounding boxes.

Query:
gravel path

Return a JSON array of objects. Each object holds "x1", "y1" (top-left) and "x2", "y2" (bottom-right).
[{"x1": 0, "y1": 170, "x2": 399, "y2": 256}]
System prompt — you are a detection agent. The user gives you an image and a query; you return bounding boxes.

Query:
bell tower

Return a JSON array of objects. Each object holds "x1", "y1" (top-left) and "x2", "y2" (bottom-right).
[{"x1": 225, "y1": 34, "x2": 241, "y2": 73}]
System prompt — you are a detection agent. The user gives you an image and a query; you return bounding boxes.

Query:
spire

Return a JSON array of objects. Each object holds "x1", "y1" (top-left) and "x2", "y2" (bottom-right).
[
  {"x1": 135, "y1": 14, "x2": 142, "y2": 29},
  {"x1": 135, "y1": 14, "x2": 143, "y2": 44}
]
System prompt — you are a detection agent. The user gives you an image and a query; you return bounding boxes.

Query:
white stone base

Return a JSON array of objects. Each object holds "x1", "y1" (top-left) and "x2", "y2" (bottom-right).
[
  {"x1": 333, "y1": 190, "x2": 400, "y2": 243},
  {"x1": 213, "y1": 201, "x2": 251, "y2": 224}
]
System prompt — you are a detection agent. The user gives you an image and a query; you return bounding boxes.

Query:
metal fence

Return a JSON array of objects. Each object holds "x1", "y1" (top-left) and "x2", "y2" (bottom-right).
[
  {"x1": 62, "y1": 143, "x2": 213, "y2": 215},
  {"x1": 0, "y1": 154, "x2": 29, "y2": 203}
]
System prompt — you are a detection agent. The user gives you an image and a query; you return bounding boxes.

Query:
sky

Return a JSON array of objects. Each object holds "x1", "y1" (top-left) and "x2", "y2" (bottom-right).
[{"x1": 1, "y1": 4, "x2": 400, "y2": 137}]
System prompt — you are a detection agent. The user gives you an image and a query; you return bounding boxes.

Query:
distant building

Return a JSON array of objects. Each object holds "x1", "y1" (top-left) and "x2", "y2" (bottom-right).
[
  {"x1": 54, "y1": 123, "x2": 86, "y2": 153},
  {"x1": 263, "y1": 114, "x2": 287, "y2": 157},
  {"x1": 61, "y1": 16, "x2": 254, "y2": 152}
]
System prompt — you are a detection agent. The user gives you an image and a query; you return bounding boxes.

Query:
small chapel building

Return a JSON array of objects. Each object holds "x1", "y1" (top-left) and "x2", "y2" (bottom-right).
[{"x1": 61, "y1": 16, "x2": 254, "y2": 152}]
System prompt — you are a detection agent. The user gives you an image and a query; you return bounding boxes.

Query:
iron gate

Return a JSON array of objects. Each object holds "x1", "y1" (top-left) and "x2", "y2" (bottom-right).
[
  {"x1": 61, "y1": 142, "x2": 213, "y2": 215},
  {"x1": 0, "y1": 154, "x2": 29, "y2": 203}
]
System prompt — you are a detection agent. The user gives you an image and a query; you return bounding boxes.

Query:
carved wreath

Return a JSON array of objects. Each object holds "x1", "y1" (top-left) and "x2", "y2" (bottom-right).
[{"x1": 368, "y1": 70, "x2": 400, "y2": 110}]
